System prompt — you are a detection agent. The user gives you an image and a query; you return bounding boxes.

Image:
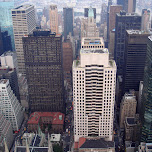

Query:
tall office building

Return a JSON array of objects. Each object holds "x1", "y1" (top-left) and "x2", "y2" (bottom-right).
[
  {"x1": 49, "y1": 5, "x2": 58, "y2": 33},
  {"x1": 141, "y1": 9, "x2": 151, "y2": 32},
  {"x1": 12, "y1": 5, "x2": 36, "y2": 76},
  {"x1": 22, "y1": 30, "x2": 65, "y2": 113},
  {"x1": 107, "y1": 0, "x2": 113, "y2": 42},
  {"x1": 73, "y1": 39, "x2": 116, "y2": 142},
  {"x1": 0, "y1": 1, "x2": 15, "y2": 50},
  {"x1": 0, "y1": 79, "x2": 23, "y2": 131},
  {"x1": 0, "y1": 113, "x2": 14, "y2": 151},
  {"x1": 117, "y1": 0, "x2": 136, "y2": 13},
  {"x1": 63, "y1": 7, "x2": 73, "y2": 39},
  {"x1": 63, "y1": 39, "x2": 73, "y2": 87},
  {"x1": 119, "y1": 91, "x2": 137, "y2": 129},
  {"x1": 114, "y1": 11, "x2": 141, "y2": 76},
  {"x1": 100, "y1": 3, "x2": 107, "y2": 24},
  {"x1": 108, "y1": 5, "x2": 122, "y2": 40},
  {"x1": 141, "y1": 36, "x2": 152, "y2": 142},
  {"x1": 123, "y1": 30, "x2": 150, "y2": 93},
  {"x1": 1, "y1": 31, "x2": 12, "y2": 54},
  {"x1": 0, "y1": 28, "x2": 3, "y2": 55},
  {"x1": 81, "y1": 7, "x2": 99, "y2": 38}
]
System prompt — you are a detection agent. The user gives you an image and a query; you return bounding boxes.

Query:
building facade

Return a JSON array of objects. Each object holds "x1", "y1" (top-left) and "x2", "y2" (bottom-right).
[
  {"x1": 0, "y1": 79, "x2": 23, "y2": 131},
  {"x1": 81, "y1": 7, "x2": 99, "y2": 38},
  {"x1": 73, "y1": 47, "x2": 116, "y2": 142},
  {"x1": 119, "y1": 91, "x2": 137, "y2": 129},
  {"x1": 12, "y1": 5, "x2": 36, "y2": 76},
  {"x1": 63, "y1": 7, "x2": 73, "y2": 39},
  {"x1": 0, "y1": 113, "x2": 14, "y2": 151},
  {"x1": 49, "y1": 5, "x2": 58, "y2": 33},
  {"x1": 22, "y1": 30, "x2": 65, "y2": 113},
  {"x1": 123, "y1": 30, "x2": 150, "y2": 93},
  {"x1": 114, "y1": 11, "x2": 141, "y2": 76},
  {"x1": 141, "y1": 9, "x2": 151, "y2": 32},
  {"x1": 141, "y1": 36, "x2": 152, "y2": 142}
]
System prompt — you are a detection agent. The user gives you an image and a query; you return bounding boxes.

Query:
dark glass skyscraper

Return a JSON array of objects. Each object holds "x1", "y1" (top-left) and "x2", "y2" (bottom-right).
[
  {"x1": 114, "y1": 11, "x2": 141, "y2": 76},
  {"x1": 22, "y1": 30, "x2": 65, "y2": 113},
  {"x1": 63, "y1": 7, "x2": 74, "y2": 39},
  {"x1": 123, "y1": 30, "x2": 150, "y2": 93},
  {"x1": 141, "y1": 36, "x2": 152, "y2": 143}
]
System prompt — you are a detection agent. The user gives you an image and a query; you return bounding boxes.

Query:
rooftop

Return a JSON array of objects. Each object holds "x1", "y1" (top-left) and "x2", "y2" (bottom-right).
[
  {"x1": 81, "y1": 37, "x2": 104, "y2": 46},
  {"x1": 126, "y1": 117, "x2": 136, "y2": 126},
  {"x1": 81, "y1": 48, "x2": 108, "y2": 54},
  {"x1": 78, "y1": 137, "x2": 114, "y2": 149},
  {"x1": 127, "y1": 30, "x2": 151, "y2": 35},
  {"x1": 50, "y1": 134, "x2": 61, "y2": 142},
  {"x1": 13, "y1": 4, "x2": 33, "y2": 10},
  {"x1": 16, "y1": 147, "x2": 49, "y2": 152},
  {"x1": 27, "y1": 112, "x2": 64, "y2": 125}
]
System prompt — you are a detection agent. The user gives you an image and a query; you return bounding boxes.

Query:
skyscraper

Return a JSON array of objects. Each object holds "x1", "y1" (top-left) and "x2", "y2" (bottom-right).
[
  {"x1": 81, "y1": 7, "x2": 99, "y2": 38},
  {"x1": 119, "y1": 91, "x2": 137, "y2": 129},
  {"x1": 12, "y1": 5, "x2": 36, "y2": 76},
  {"x1": 49, "y1": 5, "x2": 59, "y2": 33},
  {"x1": 123, "y1": 30, "x2": 150, "y2": 93},
  {"x1": 73, "y1": 40, "x2": 116, "y2": 142},
  {"x1": 141, "y1": 9, "x2": 151, "y2": 32},
  {"x1": 114, "y1": 11, "x2": 141, "y2": 76},
  {"x1": 0, "y1": 28, "x2": 3, "y2": 55},
  {"x1": 0, "y1": 1, "x2": 15, "y2": 50},
  {"x1": 100, "y1": 3, "x2": 107, "y2": 24},
  {"x1": 0, "y1": 79, "x2": 23, "y2": 131},
  {"x1": 117, "y1": 0, "x2": 136, "y2": 13},
  {"x1": 22, "y1": 30, "x2": 65, "y2": 113},
  {"x1": 63, "y1": 7, "x2": 73, "y2": 39},
  {"x1": 141, "y1": 36, "x2": 152, "y2": 142},
  {"x1": 108, "y1": 5, "x2": 122, "y2": 39}
]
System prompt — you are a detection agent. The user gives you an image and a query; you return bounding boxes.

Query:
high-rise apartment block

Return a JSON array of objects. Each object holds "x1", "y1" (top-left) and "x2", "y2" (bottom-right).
[
  {"x1": 123, "y1": 30, "x2": 150, "y2": 93},
  {"x1": 0, "y1": 1, "x2": 15, "y2": 50},
  {"x1": 81, "y1": 7, "x2": 99, "y2": 38},
  {"x1": 63, "y1": 7, "x2": 73, "y2": 39},
  {"x1": 22, "y1": 30, "x2": 65, "y2": 113},
  {"x1": 73, "y1": 46, "x2": 116, "y2": 142},
  {"x1": 114, "y1": 11, "x2": 141, "y2": 76},
  {"x1": 0, "y1": 79, "x2": 23, "y2": 131},
  {"x1": 141, "y1": 9, "x2": 151, "y2": 32},
  {"x1": 141, "y1": 36, "x2": 152, "y2": 142},
  {"x1": 0, "y1": 113, "x2": 14, "y2": 151},
  {"x1": 49, "y1": 5, "x2": 58, "y2": 33},
  {"x1": 119, "y1": 91, "x2": 137, "y2": 129},
  {"x1": 12, "y1": 5, "x2": 36, "y2": 76}
]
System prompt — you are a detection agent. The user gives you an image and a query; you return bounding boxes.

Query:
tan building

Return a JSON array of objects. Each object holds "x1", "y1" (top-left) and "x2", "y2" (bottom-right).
[
  {"x1": 108, "y1": 29, "x2": 115, "y2": 59},
  {"x1": 63, "y1": 39, "x2": 73, "y2": 87},
  {"x1": 119, "y1": 91, "x2": 137, "y2": 129},
  {"x1": 124, "y1": 116, "x2": 140, "y2": 141},
  {"x1": 81, "y1": 7, "x2": 99, "y2": 38},
  {"x1": 50, "y1": 5, "x2": 58, "y2": 33},
  {"x1": 108, "y1": 5, "x2": 122, "y2": 40}
]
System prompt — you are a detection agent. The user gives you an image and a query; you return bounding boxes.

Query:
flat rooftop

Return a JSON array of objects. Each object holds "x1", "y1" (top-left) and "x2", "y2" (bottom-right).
[
  {"x1": 126, "y1": 117, "x2": 136, "y2": 125},
  {"x1": 81, "y1": 48, "x2": 108, "y2": 54},
  {"x1": 127, "y1": 30, "x2": 151, "y2": 35},
  {"x1": 13, "y1": 4, "x2": 33, "y2": 10},
  {"x1": 81, "y1": 37, "x2": 104, "y2": 46}
]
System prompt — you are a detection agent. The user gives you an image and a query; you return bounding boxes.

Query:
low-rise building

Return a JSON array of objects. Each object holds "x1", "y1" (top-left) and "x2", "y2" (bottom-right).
[
  {"x1": 27, "y1": 112, "x2": 64, "y2": 134},
  {"x1": 74, "y1": 137, "x2": 115, "y2": 152}
]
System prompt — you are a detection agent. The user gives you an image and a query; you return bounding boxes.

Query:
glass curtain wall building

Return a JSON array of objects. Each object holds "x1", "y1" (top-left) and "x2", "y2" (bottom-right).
[{"x1": 0, "y1": 1, "x2": 15, "y2": 50}]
